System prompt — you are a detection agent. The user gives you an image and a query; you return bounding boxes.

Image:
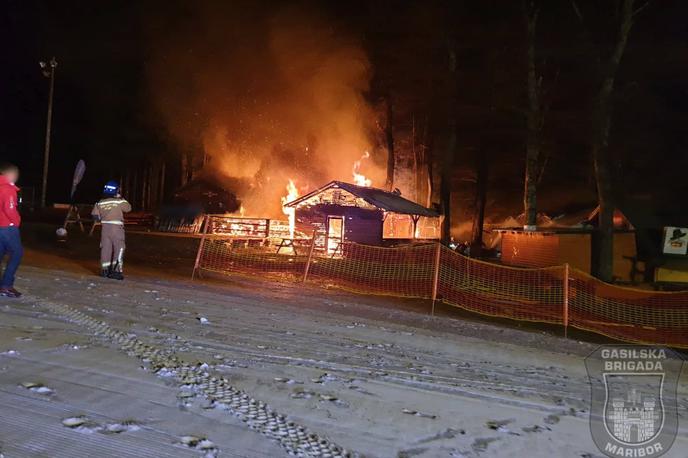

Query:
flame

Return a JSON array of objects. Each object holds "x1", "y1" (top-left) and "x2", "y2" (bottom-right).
[
  {"x1": 352, "y1": 151, "x2": 372, "y2": 187},
  {"x1": 281, "y1": 179, "x2": 299, "y2": 238},
  {"x1": 229, "y1": 204, "x2": 247, "y2": 217}
]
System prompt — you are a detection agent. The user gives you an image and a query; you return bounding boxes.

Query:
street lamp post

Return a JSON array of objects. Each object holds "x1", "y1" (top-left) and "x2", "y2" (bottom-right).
[{"x1": 39, "y1": 57, "x2": 57, "y2": 208}]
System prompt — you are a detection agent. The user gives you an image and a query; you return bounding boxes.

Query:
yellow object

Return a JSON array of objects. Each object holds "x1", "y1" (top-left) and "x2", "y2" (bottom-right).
[{"x1": 655, "y1": 259, "x2": 688, "y2": 284}]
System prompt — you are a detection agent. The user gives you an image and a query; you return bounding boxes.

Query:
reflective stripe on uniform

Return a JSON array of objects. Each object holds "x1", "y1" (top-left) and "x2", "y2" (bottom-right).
[
  {"x1": 116, "y1": 248, "x2": 125, "y2": 272},
  {"x1": 101, "y1": 221, "x2": 124, "y2": 225},
  {"x1": 96, "y1": 200, "x2": 128, "y2": 209}
]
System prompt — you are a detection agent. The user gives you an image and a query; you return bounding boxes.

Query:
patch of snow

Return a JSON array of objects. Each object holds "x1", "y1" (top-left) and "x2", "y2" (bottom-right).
[{"x1": 31, "y1": 386, "x2": 54, "y2": 395}]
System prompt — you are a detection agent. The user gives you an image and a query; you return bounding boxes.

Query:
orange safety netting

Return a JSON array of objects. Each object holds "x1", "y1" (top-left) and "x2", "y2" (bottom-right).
[
  {"x1": 567, "y1": 268, "x2": 688, "y2": 348},
  {"x1": 438, "y1": 245, "x2": 565, "y2": 324},
  {"x1": 307, "y1": 243, "x2": 436, "y2": 298},
  {"x1": 197, "y1": 236, "x2": 308, "y2": 277},
  {"x1": 194, "y1": 220, "x2": 688, "y2": 348}
]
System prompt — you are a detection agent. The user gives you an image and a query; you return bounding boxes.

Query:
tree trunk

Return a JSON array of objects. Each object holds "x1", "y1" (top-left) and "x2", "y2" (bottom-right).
[
  {"x1": 440, "y1": 137, "x2": 453, "y2": 244},
  {"x1": 591, "y1": 0, "x2": 636, "y2": 282},
  {"x1": 180, "y1": 154, "x2": 187, "y2": 186},
  {"x1": 592, "y1": 94, "x2": 617, "y2": 281},
  {"x1": 470, "y1": 147, "x2": 489, "y2": 256},
  {"x1": 421, "y1": 115, "x2": 435, "y2": 208},
  {"x1": 122, "y1": 169, "x2": 130, "y2": 200},
  {"x1": 524, "y1": 0, "x2": 541, "y2": 230},
  {"x1": 149, "y1": 162, "x2": 157, "y2": 210},
  {"x1": 412, "y1": 113, "x2": 418, "y2": 202},
  {"x1": 385, "y1": 94, "x2": 395, "y2": 191},
  {"x1": 181, "y1": 151, "x2": 194, "y2": 186},
  {"x1": 159, "y1": 161, "x2": 166, "y2": 205},
  {"x1": 141, "y1": 165, "x2": 147, "y2": 210},
  {"x1": 132, "y1": 169, "x2": 139, "y2": 211},
  {"x1": 441, "y1": 38, "x2": 458, "y2": 244}
]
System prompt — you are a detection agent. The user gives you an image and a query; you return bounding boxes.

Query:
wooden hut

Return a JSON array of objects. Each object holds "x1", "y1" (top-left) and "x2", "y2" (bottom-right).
[
  {"x1": 495, "y1": 207, "x2": 638, "y2": 282},
  {"x1": 284, "y1": 181, "x2": 440, "y2": 254}
]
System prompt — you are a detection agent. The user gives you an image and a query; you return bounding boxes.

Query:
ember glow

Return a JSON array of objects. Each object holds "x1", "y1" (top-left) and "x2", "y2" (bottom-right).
[
  {"x1": 281, "y1": 179, "x2": 299, "y2": 239},
  {"x1": 352, "y1": 151, "x2": 373, "y2": 187}
]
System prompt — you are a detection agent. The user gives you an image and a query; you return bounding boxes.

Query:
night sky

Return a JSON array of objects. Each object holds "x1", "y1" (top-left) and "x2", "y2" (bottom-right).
[{"x1": 2, "y1": 1, "x2": 687, "y2": 224}]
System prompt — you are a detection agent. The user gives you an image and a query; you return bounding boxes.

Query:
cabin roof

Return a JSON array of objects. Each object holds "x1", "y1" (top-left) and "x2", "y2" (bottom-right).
[
  {"x1": 285, "y1": 181, "x2": 439, "y2": 217},
  {"x1": 492, "y1": 206, "x2": 636, "y2": 232}
]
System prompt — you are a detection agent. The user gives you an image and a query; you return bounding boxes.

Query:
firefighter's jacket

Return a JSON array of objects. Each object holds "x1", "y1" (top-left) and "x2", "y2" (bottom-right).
[{"x1": 91, "y1": 197, "x2": 132, "y2": 225}]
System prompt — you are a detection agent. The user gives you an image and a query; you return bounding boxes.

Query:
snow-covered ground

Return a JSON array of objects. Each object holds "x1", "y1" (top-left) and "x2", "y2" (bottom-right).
[{"x1": 1, "y1": 263, "x2": 686, "y2": 457}]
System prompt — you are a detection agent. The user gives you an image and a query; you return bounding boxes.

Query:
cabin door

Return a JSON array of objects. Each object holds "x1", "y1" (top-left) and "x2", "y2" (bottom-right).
[{"x1": 326, "y1": 216, "x2": 344, "y2": 255}]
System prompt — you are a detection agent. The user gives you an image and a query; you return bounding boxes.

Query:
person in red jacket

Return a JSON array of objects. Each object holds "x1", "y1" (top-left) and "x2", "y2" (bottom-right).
[{"x1": 0, "y1": 162, "x2": 23, "y2": 297}]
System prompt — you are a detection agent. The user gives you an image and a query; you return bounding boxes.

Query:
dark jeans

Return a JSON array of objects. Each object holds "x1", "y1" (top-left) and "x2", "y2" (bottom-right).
[{"x1": 0, "y1": 227, "x2": 23, "y2": 288}]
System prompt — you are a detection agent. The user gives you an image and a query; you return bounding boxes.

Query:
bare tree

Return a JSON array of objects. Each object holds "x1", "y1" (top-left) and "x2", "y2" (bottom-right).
[
  {"x1": 571, "y1": 0, "x2": 648, "y2": 281},
  {"x1": 523, "y1": 0, "x2": 544, "y2": 230},
  {"x1": 385, "y1": 93, "x2": 395, "y2": 190},
  {"x1": 418, "y1": 114, "x2": 433, "y2": 208},
  {"x1": 470, "y1": 147, "x2": 489, "y2": 256},
  {"x1": 470, "y1": 47, "x2": 502, "y2": 256},
  {"x1": 440, "y1": 36, "x2": 458, "y2": 244}
]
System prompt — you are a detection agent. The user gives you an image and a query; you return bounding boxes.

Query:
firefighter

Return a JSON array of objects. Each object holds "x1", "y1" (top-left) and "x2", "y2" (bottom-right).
[{"x1": 91, "y1": 181, "x2": 131, "y2": 280}]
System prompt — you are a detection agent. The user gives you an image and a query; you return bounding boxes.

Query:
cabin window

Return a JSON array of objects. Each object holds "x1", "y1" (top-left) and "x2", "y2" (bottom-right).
[{"x1": 383, "y1": 214, "x2": 414, "y2": 238}]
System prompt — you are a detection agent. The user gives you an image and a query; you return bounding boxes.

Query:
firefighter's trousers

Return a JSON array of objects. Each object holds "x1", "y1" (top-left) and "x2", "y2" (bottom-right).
[{"x1": 100, "y1": 223, "x2": 126, "y2": 273}]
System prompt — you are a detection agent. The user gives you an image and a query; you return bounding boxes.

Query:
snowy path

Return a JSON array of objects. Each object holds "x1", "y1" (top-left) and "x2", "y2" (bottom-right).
[{"x1": 0, "y1": 296, "x2": 286, "y2": 458}]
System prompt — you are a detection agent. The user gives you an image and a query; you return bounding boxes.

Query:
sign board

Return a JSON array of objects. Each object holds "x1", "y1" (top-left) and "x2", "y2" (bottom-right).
[
  {"x1": 662, "y1": 227, "x2": 688, "y2": 256},
  {"x1": 70, "y1": 159, "x2": 86, "y2": 200}
]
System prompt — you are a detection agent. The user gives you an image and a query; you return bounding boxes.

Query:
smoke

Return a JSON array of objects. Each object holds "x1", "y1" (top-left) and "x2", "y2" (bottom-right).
[{"x1": 147, "y1": 2, "x2": 385, "y2": 216}]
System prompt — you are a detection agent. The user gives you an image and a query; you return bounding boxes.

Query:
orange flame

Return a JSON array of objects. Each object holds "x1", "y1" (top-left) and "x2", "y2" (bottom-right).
[
  {"x1": 352, "y1": 151, "x2": 372, "y2": 187},
  {"x1": 281, "y1": 179, "x2": 299, "y2": 238}
]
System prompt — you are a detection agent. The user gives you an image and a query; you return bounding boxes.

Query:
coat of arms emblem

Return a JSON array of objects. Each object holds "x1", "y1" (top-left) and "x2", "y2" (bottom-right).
[{"x1": 585, "y1": 346, "x2": 683, "y2": 457}]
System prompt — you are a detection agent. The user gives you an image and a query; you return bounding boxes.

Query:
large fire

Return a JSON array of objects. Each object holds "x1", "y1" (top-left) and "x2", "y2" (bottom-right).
[
  {"x1": 352, "y1": 151, "x2": 372, "y2": 187},
  {"x1": 281, "y1": 179, "x2": 299, "y2": 238},
  {"x1": 148, "y1": 3, "x2": 393, "y2": 232}
]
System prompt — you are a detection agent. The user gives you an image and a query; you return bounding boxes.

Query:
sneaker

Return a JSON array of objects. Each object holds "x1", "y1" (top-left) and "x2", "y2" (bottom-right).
[
  {"x1": 108, "y1": 271, "x2": 124, "y2": 281},
  {"x1": 0, "y1": 288, "x2": 20, "y2": 298}
]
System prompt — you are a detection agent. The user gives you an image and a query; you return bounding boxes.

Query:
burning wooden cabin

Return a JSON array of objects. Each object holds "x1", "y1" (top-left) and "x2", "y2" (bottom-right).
[{"x1": 284, "y1": 181, "x2": 440, "y2": 253}]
